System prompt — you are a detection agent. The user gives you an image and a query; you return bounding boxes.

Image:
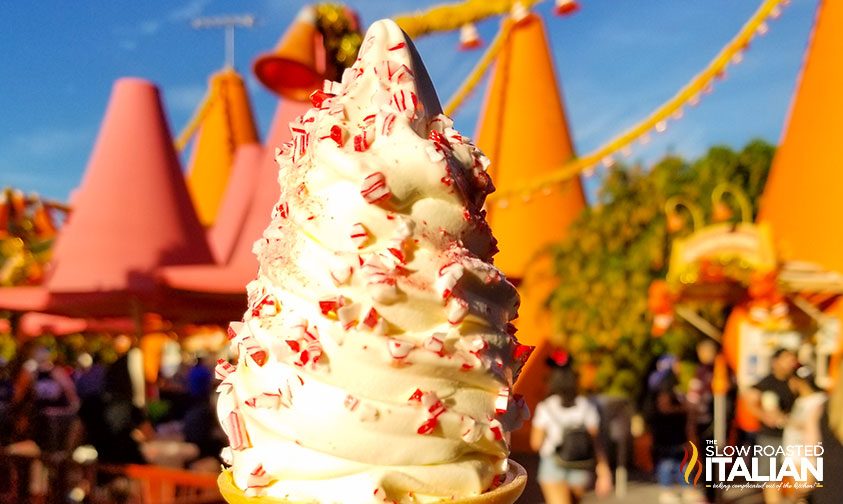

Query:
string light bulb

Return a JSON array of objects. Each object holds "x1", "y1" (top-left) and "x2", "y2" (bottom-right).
[
  {"x1": 510, "y1": 2, "x2": 530, "y2": 23},
  {"x1": 554, "y1": 0, "x2": 580, "y2": 16},
  {"x1": 459, "y1": 22, "x2": 482, "y2": 50}
]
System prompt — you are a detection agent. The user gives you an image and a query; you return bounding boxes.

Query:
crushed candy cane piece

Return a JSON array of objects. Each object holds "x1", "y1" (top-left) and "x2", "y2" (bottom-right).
[
  {"x1": 447, "y1": 297, "x2": 469, "y2": 324},
  {"x1": 245, "y1": 392, "x2": 282, "y2": 409},
  {"x1": 423, "y1": 334, "x2": 445, "y2": 355},
  {"x1": 349, "y1": 222, "x2": 371, "y2": 248},
  {"x1": 337, "y1": 302, "x2": 362, "y2": 330},
  {"x1": 495, "y1": 387, "x2": 510, "y2": 415},
  {"x1": 360, "y1": 172, "x2": 391, "y2": 204},
  {"x1": 215, "y1": 359, "x2": 236, "y2": 380},
  {"x1": 388, "y1": 339, "x2": 414, "y2": 360},
  {"x1": 225, "y1": 410, "x2": 251, "y2": 450},
  {"x1": 461, "y1": 416, "x2": 482, "y2": 443}
]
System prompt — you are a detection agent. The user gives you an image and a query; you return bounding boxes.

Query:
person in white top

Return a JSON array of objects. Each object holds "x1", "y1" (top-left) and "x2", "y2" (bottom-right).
[
  {"x1": 783, "y1": 368, "x2": 826, "y2": 502},
  {"x1": 531, "y1": 366, "x2": 612, "y2": 504}
]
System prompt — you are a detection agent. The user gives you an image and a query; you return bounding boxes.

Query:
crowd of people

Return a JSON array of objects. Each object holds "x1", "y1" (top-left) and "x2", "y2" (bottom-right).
[
  {"x1": 531, "y1": 342, "x2": 843, "y2": 504},
  {"x1": 0, "y1": 334, "x2": 224, "y2": 500},
  {"x1": 3, "y1": 331, "x2": 843, "y2": 504}
]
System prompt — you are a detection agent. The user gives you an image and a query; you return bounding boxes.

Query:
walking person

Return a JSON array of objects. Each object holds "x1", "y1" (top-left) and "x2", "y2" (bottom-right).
[
  {"x1": 782, "y1": 367, "x2": 825, "y2": 502},
  {"x1": 743, "y1": 348, "x2": 798, "y2": 504},
  {"x1": 531, "y1": 365, "x2": 612, "y2": 504},
  {"x1": 645, "y1": 355, "x2": 698, "y2": 504},
  {"x1": 687, "y1": 340, "x2": 720, "y2": 503}
]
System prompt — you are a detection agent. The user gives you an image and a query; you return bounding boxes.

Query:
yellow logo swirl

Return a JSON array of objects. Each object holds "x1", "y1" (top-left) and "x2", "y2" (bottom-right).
[{"x1": 680, "y1": 441, "x2": 703, "y2": 485}]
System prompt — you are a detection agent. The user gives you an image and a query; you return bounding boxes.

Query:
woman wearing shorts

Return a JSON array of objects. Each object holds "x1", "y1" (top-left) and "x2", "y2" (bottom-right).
[{"x1": 531, "y1": 366, "x2": 612, "y2": 504}]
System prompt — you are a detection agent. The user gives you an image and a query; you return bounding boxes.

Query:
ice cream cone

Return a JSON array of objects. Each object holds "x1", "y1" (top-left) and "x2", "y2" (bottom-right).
[{"x1": 218, "y1": 460, "x2": 527, "y2": 504}]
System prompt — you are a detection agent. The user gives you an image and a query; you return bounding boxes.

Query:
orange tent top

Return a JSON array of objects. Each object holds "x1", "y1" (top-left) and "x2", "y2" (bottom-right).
[
  {"x1": 186, "y1": 68, "x2": 260, "y2": 227},
  {"x1": 758, "y1": 0, "x2": 843, "y2": 273},
  {"x1": 475, "y1": 13, "x2": 585, "y2": 451}
]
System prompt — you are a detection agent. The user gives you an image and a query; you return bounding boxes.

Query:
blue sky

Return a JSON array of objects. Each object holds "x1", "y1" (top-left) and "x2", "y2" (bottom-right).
[{"x1": 0, "y1": 0, "x2": 820, "y2": 202}]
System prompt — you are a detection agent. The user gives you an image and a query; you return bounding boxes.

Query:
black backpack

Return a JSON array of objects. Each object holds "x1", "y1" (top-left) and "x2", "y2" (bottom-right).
[{"x1": 553, "y1": 405, "x2": 596, "y2": 469}]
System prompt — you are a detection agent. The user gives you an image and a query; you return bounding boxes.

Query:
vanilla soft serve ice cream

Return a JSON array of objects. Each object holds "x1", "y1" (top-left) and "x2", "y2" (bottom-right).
[{"x1": 215, "y1": 19, "x2": 533, "y2": 503}]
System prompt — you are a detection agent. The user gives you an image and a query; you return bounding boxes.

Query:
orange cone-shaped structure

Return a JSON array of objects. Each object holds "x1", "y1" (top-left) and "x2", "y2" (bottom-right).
[
  {"x1": 0, "y1": 78, "x2": 214, "y2": 319},
  {"x1": 475, "y1": 13, "x2": 586, "y2": 451},
  {"x1": 724, "y1": 0, "x2": 843, "y2": 429},
  {"x1": 758, "y1": 0, "x2": 843, "y2": 272},
  {"x1": 186, "y1": 68, "x2": 260, "y2": 226}
]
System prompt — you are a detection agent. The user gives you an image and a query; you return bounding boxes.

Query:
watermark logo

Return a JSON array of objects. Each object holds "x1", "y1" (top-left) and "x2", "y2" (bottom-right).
[
  {"x1": 679, "y1": 439, "x2": 824, "y2": 491},
  {"x1": 680, "y1": 441, "x2": 703, "y2": 485}
]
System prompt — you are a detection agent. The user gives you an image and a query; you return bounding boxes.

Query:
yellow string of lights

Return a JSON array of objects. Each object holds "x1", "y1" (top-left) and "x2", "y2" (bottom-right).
[
  {"x1": 174, "y1": 90, "x2": 215, "y2": 152},
  {"x1": 443, "y1": 20, "x2": 514, "y2": 116},
  {"x1": 394, "y1": 0, "x2": 541, "y2": 38},
  {"x1": 484, "y1": 0, "x2": 787, "y2": 205}
]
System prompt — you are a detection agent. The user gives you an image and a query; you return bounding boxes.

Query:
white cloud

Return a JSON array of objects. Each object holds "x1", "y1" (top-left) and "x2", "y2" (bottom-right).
[
  {"x1": 139, "y1": 19, "x2": 161, "y2": 35},
  {"x1": 167, "y1": 0, "x2": 212, "y2": 23},
  {"x1": 6, "y1": 128, "x2": 92, "y2": 160},
  {"x1": 164, "y1": 84, "x2": 207, "y2": 113},
  {"x1": 116, "y1": 0, "x2": 211, "y2": 51},
  {"x1": 119, "y1": 39, "x2": 138, "y2": 51}
]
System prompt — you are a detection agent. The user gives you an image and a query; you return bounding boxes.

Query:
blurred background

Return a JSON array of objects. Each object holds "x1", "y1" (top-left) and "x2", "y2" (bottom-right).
[{"x1": 1, "y1": 0, "x2": 841, "y2": 503}]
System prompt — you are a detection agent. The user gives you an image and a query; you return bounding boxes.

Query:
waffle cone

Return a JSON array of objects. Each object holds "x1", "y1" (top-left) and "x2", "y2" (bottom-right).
[{"x1": 218, "y1": 460, "x2": 527, "y2": 503}]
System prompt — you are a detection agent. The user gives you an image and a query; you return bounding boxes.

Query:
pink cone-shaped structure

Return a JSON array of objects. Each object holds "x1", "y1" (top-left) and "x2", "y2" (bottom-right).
[
  {"x1": 0, "y1": 78, "x2": 213, "y2": 319},
  {"x1": 207, "y1": 144, "x2": 263, "y2": 264},
  {"x1": 159, "y1": 100, "x2": 311, "y2": 310}
]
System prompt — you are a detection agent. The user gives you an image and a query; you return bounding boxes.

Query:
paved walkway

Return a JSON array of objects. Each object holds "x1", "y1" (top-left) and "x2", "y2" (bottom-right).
[{"x1": 511, "y1": 453, "x2": 766, "y2": 504}]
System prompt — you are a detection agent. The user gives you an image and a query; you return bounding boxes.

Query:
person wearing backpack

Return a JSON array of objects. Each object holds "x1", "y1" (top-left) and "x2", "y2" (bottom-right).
[{"x1": 531, "y1": 365, "x2": 612, "y2": 504}]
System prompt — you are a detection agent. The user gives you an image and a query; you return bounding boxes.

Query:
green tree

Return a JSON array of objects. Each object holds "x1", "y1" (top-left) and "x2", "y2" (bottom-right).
[{"x1": 549, "y1": 140, "x2": 775, "y2": 398}]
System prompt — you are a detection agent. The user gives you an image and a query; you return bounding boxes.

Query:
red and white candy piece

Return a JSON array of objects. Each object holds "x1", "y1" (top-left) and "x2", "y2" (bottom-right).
[
  {"x1": 360, "y1": 172, "x2": 391, "y2": 205},
  {"x1": 368, "y1": 276, "x2": 400, "y2": 304},
  {"x1": 251, "y1": 293, "x2": 280, "y2": 318},
  {"x1": 392, "y1": 89, "x2": 419, "y2": 119},
  {"x1": 387, "y1": 339, "x2": 414, "y2": 360},
  {"x1": 416, "y1": 391, "x2": 447, "y2": 435},
  {"x1": 349, "y1": 222, "x2": 371, "y2": 249},
  {"x1": 247, "y1": 464, "x2": 271, "y2": 490},
  {"x1": 322, "y1": 78, "x2": 342, "y2": 95},
  {"x1": 344, "y1": 394, "x2": 360, "y2": 412},
  {"x1": 380, "y1": 112, "x2": 397, "y2": 137},
  {"x1": 215, "y1": 359, "x2": 236, "y2": 381},
  {"x1": 319, "y1": 297, "x2": 344, "y2": 318},
  {"x1": 436, "y1": 262, "x2": 465, "y2": 301},
  {"x1": 447, "y1": 297, "x2": 469, "y2": 325},
  {"x1": 293, "y1": 338, "x2": 323, "y2": 368},
  {"x1": 495, "y1": 387, "x2": 510, "y2": 415},
  {"x1": 245, "y1": 392, "x2": 282, "y2": 409},
  {"x1": 226, "y1": 321, "x2": 243, "y2": 341},
  {"x1": 309, "y1": 89, "x2": 335, "y2": 108},
  {"x1": 487, "y1": 418, "x2": 504, "y2": 442},
  {"x1": 425, "y1": 144, "x2": 445, "y2": 163},
  {"x1": 461, "y1": 416, "x2": 483, "y2": 443},
  {"x1": 337, "y1": 302, "x2": 361, "y2": 330},
  {"x1": 329, "y1": 261, "x2": 354, "y2": 286},
  {"x1": 241, "y1": 336, "x2": 268, "y2": 367},
  {"x1": 224, "y1": 410, "x2": 251, "y2": 450},
  {"x1": 423, "y1": 334, "x2": 445, "y2": 356},
  {"x1": 359, "y1": 306, "x2": 381, "y2": 330}
]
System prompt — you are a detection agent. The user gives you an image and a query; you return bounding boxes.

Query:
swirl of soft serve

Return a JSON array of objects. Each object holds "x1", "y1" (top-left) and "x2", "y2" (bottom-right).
[{"x1": 216, "y1": 19, "x2": 534, "y2": 503}]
